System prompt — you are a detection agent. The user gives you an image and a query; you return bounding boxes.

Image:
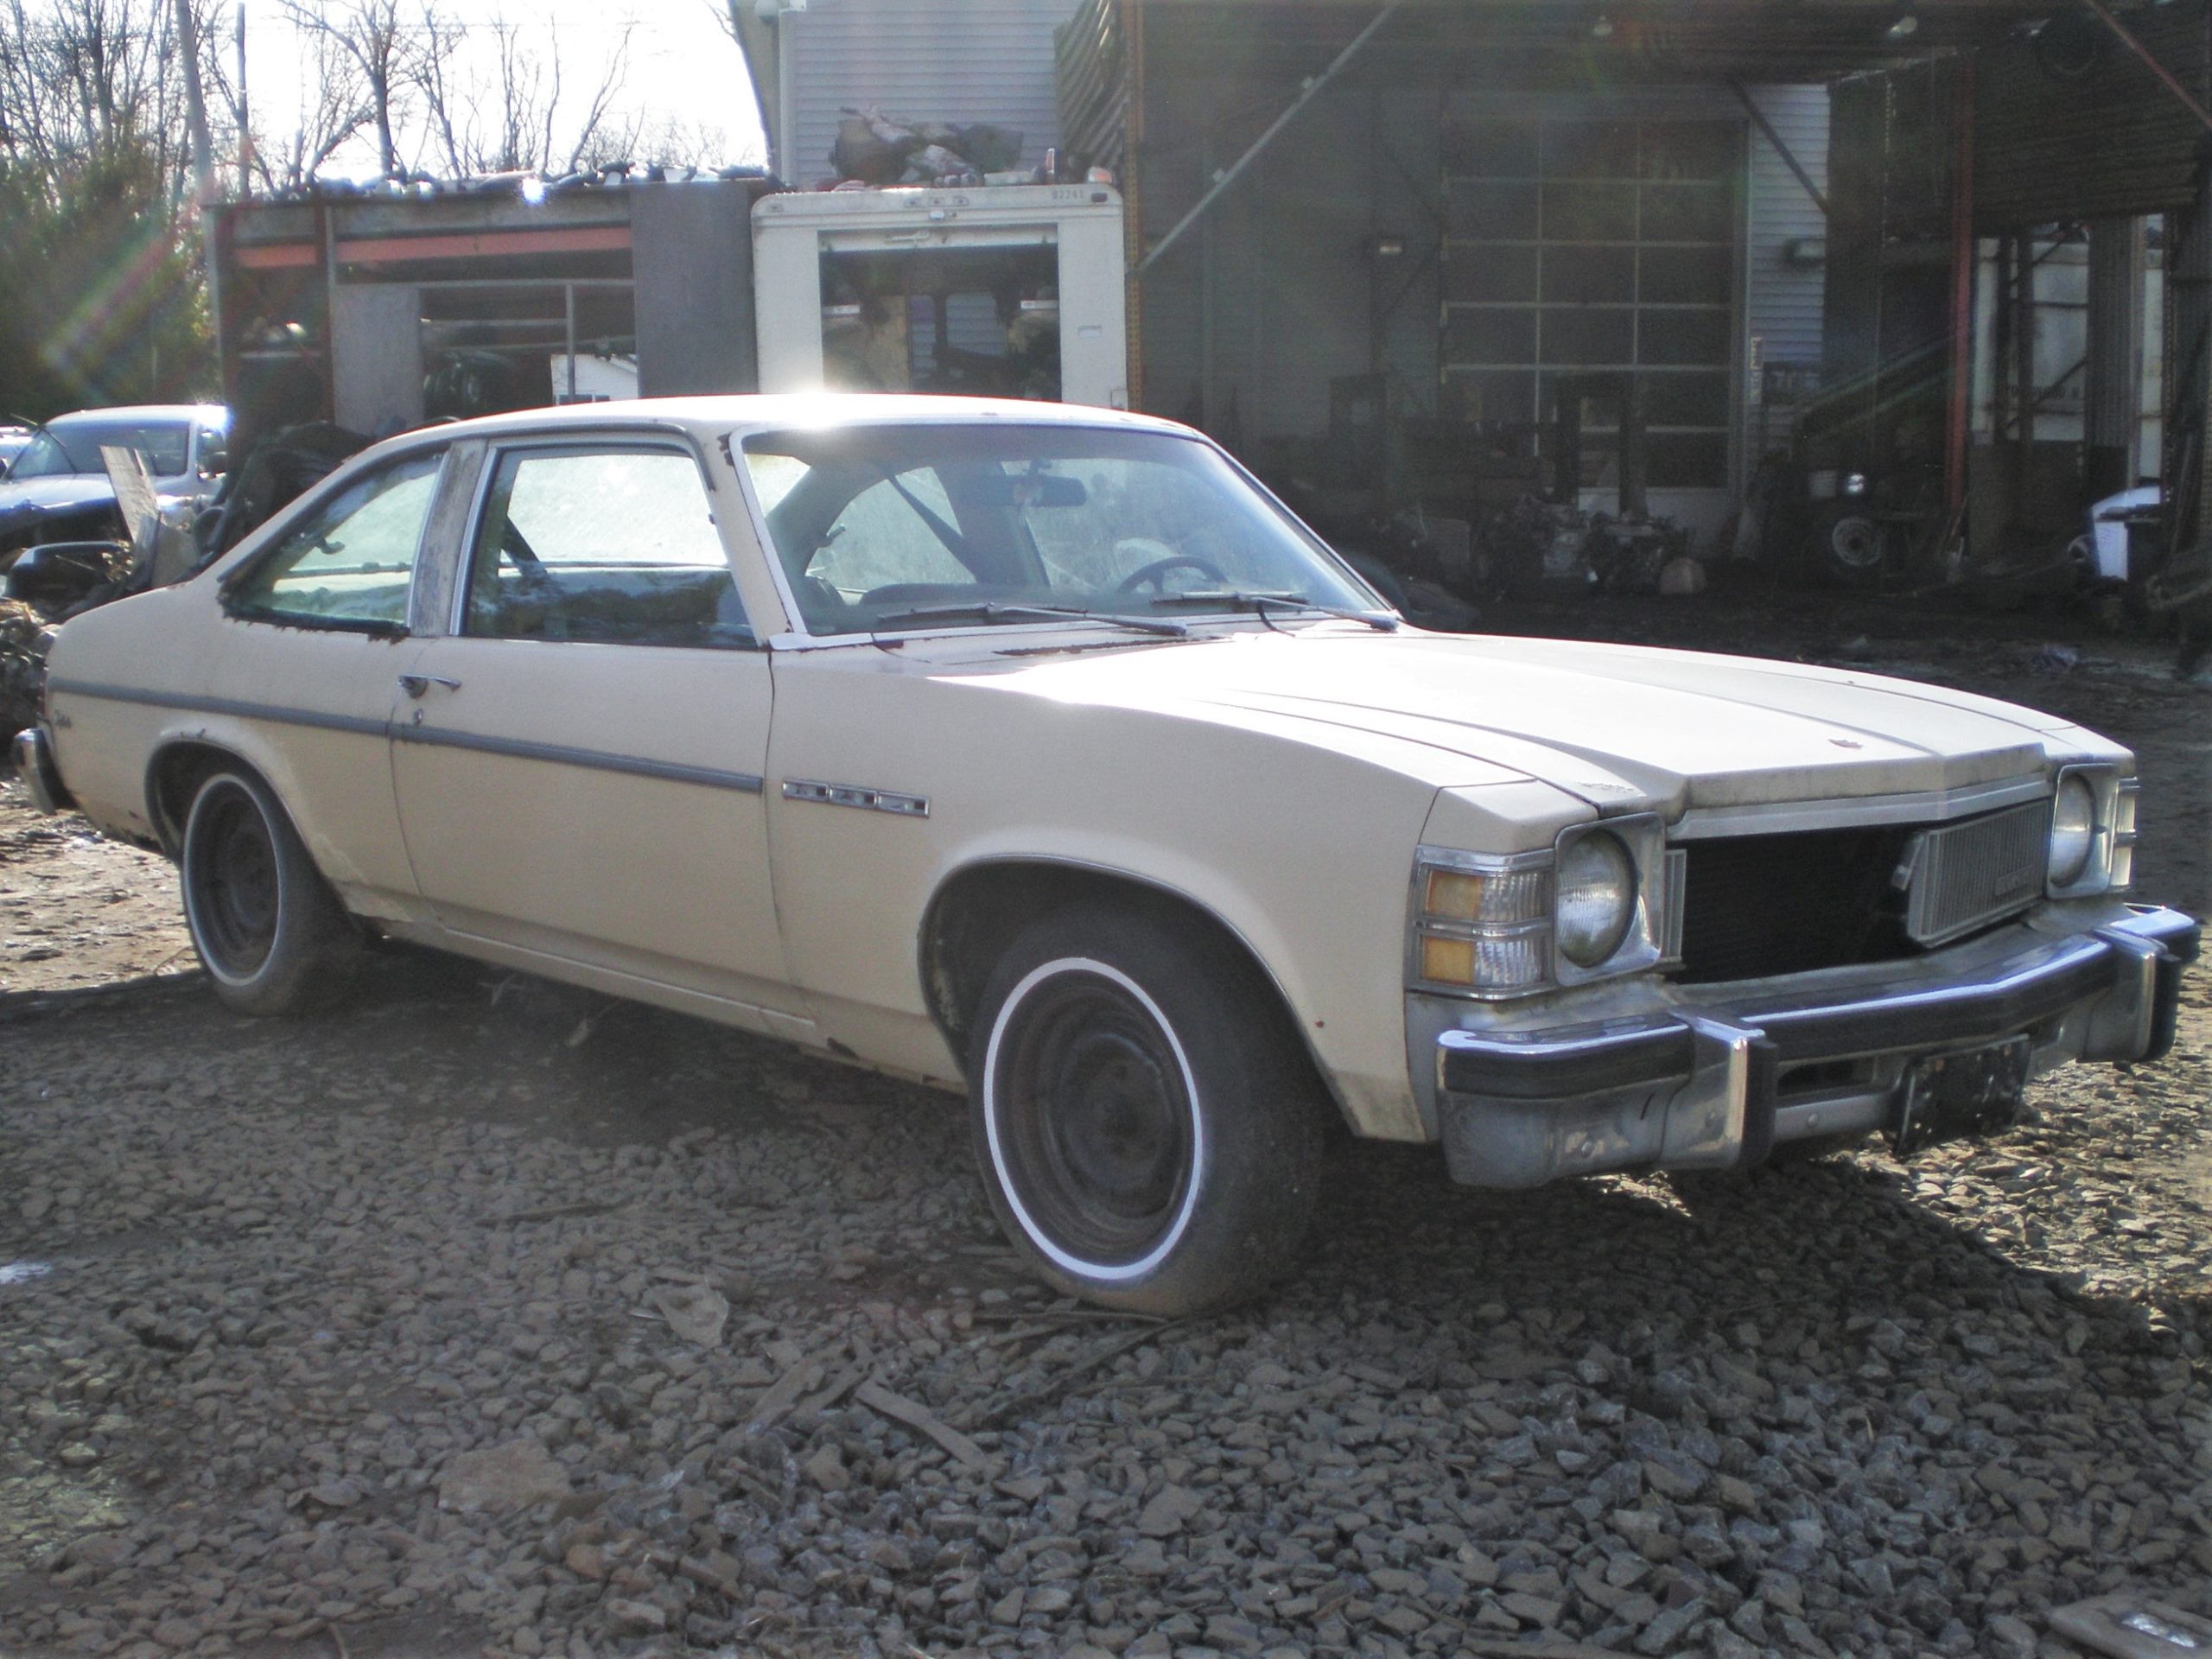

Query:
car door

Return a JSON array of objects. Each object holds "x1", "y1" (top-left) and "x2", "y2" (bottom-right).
[
  {"x1": 204, "y1": 444, "x2": 447, "y2": 918},
  {"x1": 387, "y1": 434, "x2": 799, "y2": 1031}
]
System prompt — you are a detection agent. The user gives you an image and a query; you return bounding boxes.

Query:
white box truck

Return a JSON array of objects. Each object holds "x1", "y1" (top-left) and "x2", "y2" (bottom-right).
[{"x1": 753, "y1": 183, "x2": 1128, "y2": 410}]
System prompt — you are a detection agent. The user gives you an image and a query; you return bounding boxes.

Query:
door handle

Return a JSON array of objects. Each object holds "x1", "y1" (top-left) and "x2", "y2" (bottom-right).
[{"x1": 397, "y1": 673, "x2": 462, "y2": 698}]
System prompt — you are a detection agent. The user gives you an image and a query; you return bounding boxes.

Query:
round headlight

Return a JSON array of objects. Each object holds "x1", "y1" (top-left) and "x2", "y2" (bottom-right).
[
  {"x1": 1557, "y1": 831, "x2": 1637, "y2": 969},
  {"x1": 2048, "y1": 775, "x2": 2097, "y2": 889}
]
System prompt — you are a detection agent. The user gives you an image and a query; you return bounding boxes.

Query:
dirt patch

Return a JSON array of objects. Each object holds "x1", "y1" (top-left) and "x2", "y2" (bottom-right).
[
  {"x1": 0, "y1": 779, "x2": 193, "y2": 993},
  {"x1": 0, "y1": 590, "x2": 2207, "y2": 1659}
]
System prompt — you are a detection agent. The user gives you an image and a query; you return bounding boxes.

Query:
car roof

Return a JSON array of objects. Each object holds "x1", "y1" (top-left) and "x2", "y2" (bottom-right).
[
  {"x1": 380, "y1": 394, "x2": 1192, "y2": 448},
  {"x1": 48, "y1": 404, "x2": 228, "y2": 427}
]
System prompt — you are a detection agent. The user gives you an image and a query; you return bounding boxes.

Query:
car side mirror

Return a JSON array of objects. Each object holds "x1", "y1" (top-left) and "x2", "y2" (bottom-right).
[{"x1": 200, "y1": 445, "x2": 228, "y2": 477}]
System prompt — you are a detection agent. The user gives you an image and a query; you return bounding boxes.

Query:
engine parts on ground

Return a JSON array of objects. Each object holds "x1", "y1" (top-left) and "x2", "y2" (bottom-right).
[{"x1": 1478, "y1": 497, "x2": 1696, "y2": 596}]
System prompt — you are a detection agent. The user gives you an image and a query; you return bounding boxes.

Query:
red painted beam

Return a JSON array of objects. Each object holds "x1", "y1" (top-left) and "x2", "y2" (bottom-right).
[
  {"x1": 333, "y1": 226, "x2": 632, "y2": 264},
  {"x1": 233, "y1": 242, "x2": 319, "y2": 270}
]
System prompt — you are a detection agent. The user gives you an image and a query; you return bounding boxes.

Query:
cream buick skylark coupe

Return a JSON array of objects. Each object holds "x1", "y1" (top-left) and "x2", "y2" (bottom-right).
[{"x1": 12, "y1": 396, "x2": 2196, "y2": 1313}]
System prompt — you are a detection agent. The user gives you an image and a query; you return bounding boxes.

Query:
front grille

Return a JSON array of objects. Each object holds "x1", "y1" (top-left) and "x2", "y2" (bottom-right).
[
  {"x1": 1673, "y1": 805, "x2": 2049, "y2": 985},
  {"x1": 1903, "y1": 801, "x2": 2049, "y2": 945},
  {"x1": 1675, "y1": 825, "x2": 1913, "y2": 984}
]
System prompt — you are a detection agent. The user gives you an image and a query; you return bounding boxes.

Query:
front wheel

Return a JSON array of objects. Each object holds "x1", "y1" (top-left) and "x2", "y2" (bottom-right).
[
  {"x1": 180, "y1": 768, "x2": 360, "y2": 1014},
  {"x1": 968, "y1": 906, "x2": 1328, "y2": 1316}
]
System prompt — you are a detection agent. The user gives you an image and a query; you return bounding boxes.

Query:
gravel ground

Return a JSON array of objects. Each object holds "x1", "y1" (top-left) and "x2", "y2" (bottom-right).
[{"x1": 2, "y1": 592, "x2": 2209, "y2": 1659}]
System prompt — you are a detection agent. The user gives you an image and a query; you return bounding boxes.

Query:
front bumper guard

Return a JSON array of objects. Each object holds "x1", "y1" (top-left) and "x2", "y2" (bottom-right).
[
  {"x1": 9, "y1": 722, "x2": 72, "y2": 815},
  {"x1": 1435, "y1": 905, "x2": 2197, "y2": 1188}
]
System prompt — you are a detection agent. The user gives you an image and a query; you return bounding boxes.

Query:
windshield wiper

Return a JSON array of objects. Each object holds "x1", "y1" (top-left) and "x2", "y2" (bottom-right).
[
  {"x1": 868, "y1": 601, "x2": 1190, "y2": 638},
  {"x1": 1145, "y1": 589, "x2": 1399, "y2": 632}
]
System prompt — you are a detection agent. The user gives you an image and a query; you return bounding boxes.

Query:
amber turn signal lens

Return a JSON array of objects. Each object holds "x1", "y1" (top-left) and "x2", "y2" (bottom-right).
[
  {"x1": 1424, "y1": 869, "x2": 1489, "y2": 924},
  {"x1": 1420, "y1": 935, "x2": 1477, "y2": 986}
]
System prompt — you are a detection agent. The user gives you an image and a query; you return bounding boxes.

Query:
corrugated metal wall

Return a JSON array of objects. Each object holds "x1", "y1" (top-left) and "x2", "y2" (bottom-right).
[
  {"x1": 780, "y1": 0, "x2": 1084, "y2": 187},
  {"x1": 1055, "y1": 0, "x2": 1126, "y2": 175},
  {"x1": 1974, "y1": 4, "x2": 2209, "y2": 230},
  {"x1": 1743, "y1": 85, "x2": 1829, "y2": 372}
]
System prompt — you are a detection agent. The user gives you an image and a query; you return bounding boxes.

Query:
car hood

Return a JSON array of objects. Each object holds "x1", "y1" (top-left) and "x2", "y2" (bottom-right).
[
  {"x1": 0, "y1": 474, "x2": 118, "y2": 524},
  {"x1": 959, "y1": 627, "x2": 2075, "y2": 814}
]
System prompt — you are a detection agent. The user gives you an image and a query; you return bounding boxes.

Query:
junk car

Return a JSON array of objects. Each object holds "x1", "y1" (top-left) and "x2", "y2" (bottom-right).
[
  {"x1": 11, "y1": 396, "x2": 2196, "y2": 1313},
  {"x1": 0, "y1": 404, "x2": 230, "y2": 563}
]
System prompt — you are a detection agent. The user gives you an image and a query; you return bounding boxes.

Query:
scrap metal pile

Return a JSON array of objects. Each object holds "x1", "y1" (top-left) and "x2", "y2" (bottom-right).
[
  {"x1": 1475, "y1": 497, "x2": 1703, "y2": 596},
  {"x1": 827, "y1": 109, "x2": 1033, "y2": 186},
  {"x1": 1278, "y1": 486, "x2": 1705, "y2": 635},
  {"x1": 246, "y1": 161, "x2": 775, "y2": 205},
  {"x1": 0, "y1": 596, "x2": 55, "y2": 747}
]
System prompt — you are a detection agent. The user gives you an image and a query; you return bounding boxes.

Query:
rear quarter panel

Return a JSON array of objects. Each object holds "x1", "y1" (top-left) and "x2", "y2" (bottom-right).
[
  {"x1": 45, "y1": 581, "x2": 423, "y2": 918},
  {"x1": 44, "y1": 584, "x2": 235, "y2": 843}
]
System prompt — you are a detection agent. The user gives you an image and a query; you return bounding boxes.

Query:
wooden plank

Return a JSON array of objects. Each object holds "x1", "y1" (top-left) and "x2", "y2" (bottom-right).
[{"x1": 854, "y1": 1379, "x2": 998, "y2": 1473}]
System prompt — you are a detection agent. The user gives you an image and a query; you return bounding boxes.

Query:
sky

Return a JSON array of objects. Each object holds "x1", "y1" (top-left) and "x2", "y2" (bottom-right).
[{"x1": 239, "y1": 0, "x2": 770, "y2": 181}]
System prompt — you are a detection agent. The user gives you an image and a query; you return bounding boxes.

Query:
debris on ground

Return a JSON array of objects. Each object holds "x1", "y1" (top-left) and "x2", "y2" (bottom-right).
[
  {"x1": 436, "y1": 1440, "x2": 575, "y2": 1514},
  {"x1": 1475, "y1": 497, "x2": 1697, "y2": 595},
  {"x1": 648, "y1": 1280, "x2": 731, "y2": 1348},
  {"x1": 0, "y1": 597, "x2": 54, "y2": 745},
  {"x1": 2050, "y1": 1594, "x2": 2212, "y2": 1658}
]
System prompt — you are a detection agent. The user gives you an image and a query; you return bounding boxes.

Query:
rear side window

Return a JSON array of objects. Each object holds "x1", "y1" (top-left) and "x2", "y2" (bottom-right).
[
  {"x1": 225, "y1": 450, "x2": 443, "y2": 630},
  {"x1": 463, "y1": 445, "x2": 751, "y2": 648}
]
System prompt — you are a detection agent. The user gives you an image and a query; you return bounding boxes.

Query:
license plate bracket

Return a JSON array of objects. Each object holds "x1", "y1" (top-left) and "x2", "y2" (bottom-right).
[{"x1": 1891, "y1": 1037, "x2": 2031, "y2": 1157}]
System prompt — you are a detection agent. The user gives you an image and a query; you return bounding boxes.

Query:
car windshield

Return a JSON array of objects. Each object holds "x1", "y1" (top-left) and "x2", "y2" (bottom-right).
[
  {"x1": 10, "y1": 419, "x2": 193, "y2": 480},
  {"x1": 741, "y1": 423, "x2": 1383, "y2": 635}
]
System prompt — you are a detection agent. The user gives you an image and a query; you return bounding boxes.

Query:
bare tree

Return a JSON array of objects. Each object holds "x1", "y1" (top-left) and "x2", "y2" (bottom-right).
[
  {"x1": 230, "y1": 17, "x2": 372, "y2": 190},
  {"x1": 1, "y1": 0, "x2": 168, "y2": 175},
  {"x1": 0, "y1": 0, "x2": 224, "y2": 410},
  {"x1": 555, "y1": 20, "x2": 634, "y2": 174},
  {"x1": 273, "y1": 0, "x2": 418, "y2": 178},
  {"x1": 171, "y1": 0, "x2": 212, "y2": 200},
  {"x1": 617, "y1": 109, "x2": 744, "y2": 172},
  {"x1": 0, "y1": 0, "x2": 233, "y2": 201},
  {"x1": 416, "y1": 10, "x2": 639, "y2": 177}
]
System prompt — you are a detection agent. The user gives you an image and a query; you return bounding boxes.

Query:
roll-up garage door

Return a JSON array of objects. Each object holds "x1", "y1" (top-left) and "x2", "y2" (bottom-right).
[{"x1": 1441, "y1": 117, "x2": 1742, "y2": 503}]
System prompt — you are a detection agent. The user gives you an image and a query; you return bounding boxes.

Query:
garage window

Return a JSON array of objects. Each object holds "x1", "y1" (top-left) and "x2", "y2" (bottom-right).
[
  {"x1": 463, "y1": 445, "x2": 752, "y2": 647},
  {"x1": 1441, "y1": 118, "x2": 1741, "y2": 492},
  {"x1": 224, "y1": 448, "x2": 443, "y2": 630}
]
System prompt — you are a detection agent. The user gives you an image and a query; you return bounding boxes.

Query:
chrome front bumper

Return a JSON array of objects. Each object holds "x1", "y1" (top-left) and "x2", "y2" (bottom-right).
[
  {"x1": 1431, "y1": 905, "x2": 2197, "y2": 1188},
  {"x1": 9, "y1": 723, "x2": 72, "y2": 814}
]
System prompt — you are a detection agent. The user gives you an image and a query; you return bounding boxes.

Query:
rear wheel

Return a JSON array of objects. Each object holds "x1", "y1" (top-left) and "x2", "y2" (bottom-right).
[
  {"x1": 968, "y1": 906, "x2": 1327, "y2": 1316},
  {"x1": 180, "y1": 769, "x2": 359, "y2": 1014},
  {"x1": 1805, "y1": 507, "x2": 1891, "y2": 588}
]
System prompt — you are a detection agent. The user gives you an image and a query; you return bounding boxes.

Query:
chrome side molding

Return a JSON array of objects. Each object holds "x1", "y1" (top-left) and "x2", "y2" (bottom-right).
[{"x1": 781, "y1": 779, "x2": 930, "y2": 818}]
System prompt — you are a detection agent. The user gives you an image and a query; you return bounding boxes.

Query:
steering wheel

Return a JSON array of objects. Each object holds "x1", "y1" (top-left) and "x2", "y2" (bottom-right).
[{"x1": 1115, "y1": 549, "x2": 1226, "y2": 595}]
